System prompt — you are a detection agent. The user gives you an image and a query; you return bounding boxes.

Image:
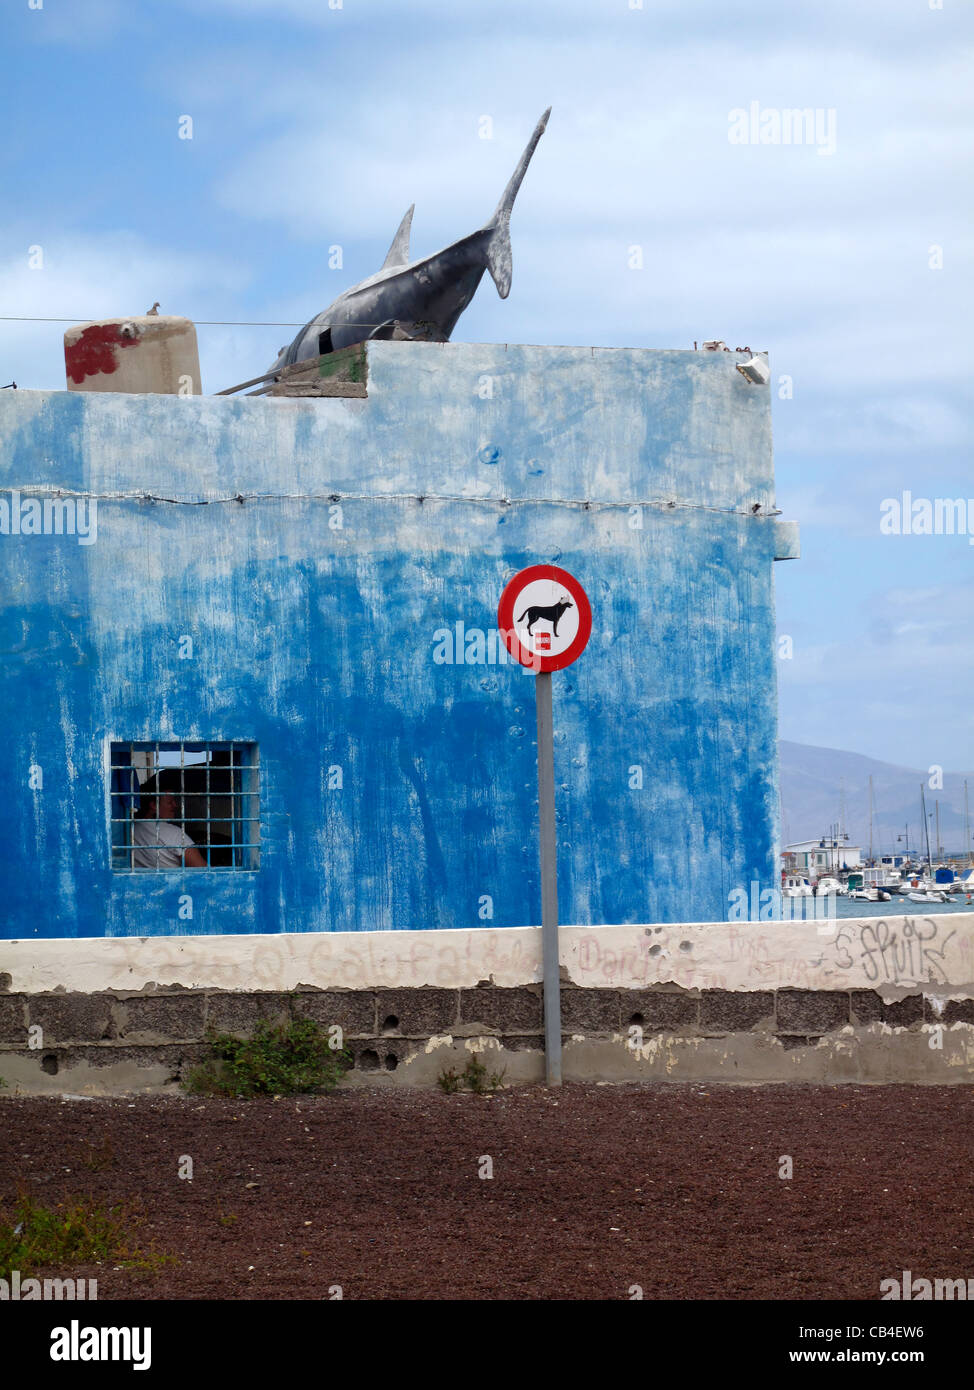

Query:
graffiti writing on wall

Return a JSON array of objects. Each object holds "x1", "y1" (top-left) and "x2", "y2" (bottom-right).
[{"x1": 833, "y1": 917, "x2": 956, "y2": 985}]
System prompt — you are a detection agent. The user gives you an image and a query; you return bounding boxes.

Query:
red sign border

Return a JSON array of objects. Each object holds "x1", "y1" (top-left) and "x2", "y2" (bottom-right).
[{"x1": 497, "y1": 564, "x2": 593, "y2": 673}]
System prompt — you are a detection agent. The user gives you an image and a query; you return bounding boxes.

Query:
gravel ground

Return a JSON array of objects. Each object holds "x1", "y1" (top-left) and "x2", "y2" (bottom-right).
[{"x1": 1, "y1": 1083, "x2": 972, "y2": 1301}]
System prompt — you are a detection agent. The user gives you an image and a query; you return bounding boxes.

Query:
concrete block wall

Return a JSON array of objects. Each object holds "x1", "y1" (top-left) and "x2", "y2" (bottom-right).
[
  {"x1": 2, "y1": 919, "x2": 971, "y2": 1091},
  {"x1": 2, "y1": 982, "x2": 972, "y2": 1092}
]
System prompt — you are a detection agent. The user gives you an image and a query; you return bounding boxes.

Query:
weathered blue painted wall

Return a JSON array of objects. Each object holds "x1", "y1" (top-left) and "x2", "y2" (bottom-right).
[{"x1": 0, "y1": 342, "x2": 796, "y2": 939}]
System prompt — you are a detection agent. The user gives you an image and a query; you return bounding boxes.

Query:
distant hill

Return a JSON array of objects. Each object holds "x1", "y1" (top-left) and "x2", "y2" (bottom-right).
[{"x1": 779, "y1": 741, "x2": 974, "y2": 858}]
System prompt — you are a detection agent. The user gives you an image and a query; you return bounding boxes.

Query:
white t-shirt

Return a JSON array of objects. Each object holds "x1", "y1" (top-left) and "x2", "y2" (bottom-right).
[{"x1": 132, "y1": 818, "x2": 198, "y2": 869}]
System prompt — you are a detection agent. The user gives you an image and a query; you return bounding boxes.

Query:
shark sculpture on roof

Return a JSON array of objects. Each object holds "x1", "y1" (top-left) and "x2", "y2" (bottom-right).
[{"x1": 268, "y1": 108, "x2": 550, "y2": 374}]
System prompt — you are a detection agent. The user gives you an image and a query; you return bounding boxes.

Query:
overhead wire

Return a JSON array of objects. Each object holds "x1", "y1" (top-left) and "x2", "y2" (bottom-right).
[{"x1": 0, "y1": 315, "x2": 308, "y2": 327}]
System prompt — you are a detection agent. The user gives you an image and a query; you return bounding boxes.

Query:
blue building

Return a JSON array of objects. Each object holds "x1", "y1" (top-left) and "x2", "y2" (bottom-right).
[{"x1": 0, "y1": 341, "x2": 797, "y2": 939}]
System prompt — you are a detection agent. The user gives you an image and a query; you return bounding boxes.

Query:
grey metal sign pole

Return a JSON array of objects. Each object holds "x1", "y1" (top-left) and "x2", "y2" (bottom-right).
[
  {"x1": 535, "y1": 670, "x2": 562, "y2": 1087},
  {"x1": 499, "y1": 563, "x2": 590, "y2": 1088}
]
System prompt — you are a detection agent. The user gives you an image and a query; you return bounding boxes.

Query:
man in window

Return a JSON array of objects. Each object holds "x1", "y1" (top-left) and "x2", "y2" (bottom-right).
[{"x1": 132, "y1": 771, "x2": 207, "y2": 869}]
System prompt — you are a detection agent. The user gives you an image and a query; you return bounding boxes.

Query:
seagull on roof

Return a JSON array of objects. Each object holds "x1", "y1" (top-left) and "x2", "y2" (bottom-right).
[{"x1": 146, "y1": 302, "x2": 160, "y2": 316}]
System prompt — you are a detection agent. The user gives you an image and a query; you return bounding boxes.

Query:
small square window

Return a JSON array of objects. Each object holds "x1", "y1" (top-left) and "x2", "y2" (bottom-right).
[{"x1": 110, "y1": 741, "x2": 259, "y2": 871}]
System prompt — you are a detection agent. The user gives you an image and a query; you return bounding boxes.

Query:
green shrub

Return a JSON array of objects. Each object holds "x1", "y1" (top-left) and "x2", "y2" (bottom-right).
[
  {"x1": 0, "y1": 1188, "x2": 171, "y2": 1278},
  {"x1": 183, "y1": 1017, "x2": 351, "y2": 1098},
  {"x1": 437, "y1": 1057, "x2": 505, "y2": 1095}
]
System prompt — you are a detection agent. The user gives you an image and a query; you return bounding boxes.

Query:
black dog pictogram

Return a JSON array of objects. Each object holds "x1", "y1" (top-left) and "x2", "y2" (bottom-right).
[{"x1": 517, "y1": 596, "x2": 574, "y2": 636}]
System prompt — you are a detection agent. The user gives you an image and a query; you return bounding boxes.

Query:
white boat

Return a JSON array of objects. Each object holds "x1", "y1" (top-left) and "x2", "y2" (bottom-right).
[
  {"x1": 782, "y1": 874, "x2": 813, "y2": 897},
  {"x1": 860, "y1": 866, "x2": 904, "y2": 894},
  {"x1": 907, "y1": 890, "x2": 949, "y2": 903},
  {"x1": 815, "y1": 876, "x2": 848, "y2": 897},
  {"x1": 899, "y1": 875, "x2": 942, "y2": 895},
  {"x1": 849, "y1": 887, "x2": 891, "y2": 902}
]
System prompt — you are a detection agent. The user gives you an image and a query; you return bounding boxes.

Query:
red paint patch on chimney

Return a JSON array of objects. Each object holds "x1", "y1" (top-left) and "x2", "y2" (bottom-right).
[{"x1": 65, "y1": 323, "x2": 139, "y2": 384}]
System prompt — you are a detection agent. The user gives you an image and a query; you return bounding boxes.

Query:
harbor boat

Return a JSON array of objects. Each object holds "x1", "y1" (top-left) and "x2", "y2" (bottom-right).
[
  {"x1": 952, "y1": 868, "x2": 974, "y2": 901},
  {"x1": 782, "y1": 874, "x2": 813, "y2": 897},
  {"x1": 897, "y1": 872, "x2": 944, "y2": 895},
  {"x1": 849, "y1": 887, "x2": 891, "y2": 902},
  {"x1": 907, "y1": 890, "x2": 949, "y2": 903},
  {"x1": 814, "y1": 876, "x2": 848, "y2": 897},
  {"x1": 856, "y1": 867, "x2": 904, "y2": 894}
]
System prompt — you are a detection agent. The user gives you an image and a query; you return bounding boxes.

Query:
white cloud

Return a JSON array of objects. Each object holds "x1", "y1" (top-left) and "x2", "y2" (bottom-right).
[
  {"x1": 779, "y1": 578, "x2": 974, "y2": 688},
  {"x1": 781, "y1": 396, "x2": 971, "y2": 456},
  {"x1": 207, "y1": 45, "x2": 974, "y2": 238},
  {"x1": 778, "y1": 586, "x2": 974, "y2": 766},
  {"x1": 186, "y1": 0, "x2": 967, "y2": 59}
]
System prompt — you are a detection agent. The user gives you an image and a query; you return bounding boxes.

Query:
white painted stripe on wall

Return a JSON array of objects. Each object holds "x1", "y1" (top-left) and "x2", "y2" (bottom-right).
[{"x1": 3, "y1": 915, "x2": 973, "y2": 996}]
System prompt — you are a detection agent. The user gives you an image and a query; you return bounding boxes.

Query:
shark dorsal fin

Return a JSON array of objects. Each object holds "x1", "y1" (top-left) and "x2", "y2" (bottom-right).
[{"x1": 381, "y1": 204, "x2": 415, "y2": 270}]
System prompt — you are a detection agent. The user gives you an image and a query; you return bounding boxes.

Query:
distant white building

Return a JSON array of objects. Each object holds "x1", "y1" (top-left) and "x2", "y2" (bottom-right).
[{"x1": 784, "y1": 838, "x2": 862, "y2": 874}]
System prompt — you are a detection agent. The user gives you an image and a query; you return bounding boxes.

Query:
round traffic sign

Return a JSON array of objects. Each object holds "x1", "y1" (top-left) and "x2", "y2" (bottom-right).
[{"x1": 497, "y1": 564, "x2": 592, "y2": 673}]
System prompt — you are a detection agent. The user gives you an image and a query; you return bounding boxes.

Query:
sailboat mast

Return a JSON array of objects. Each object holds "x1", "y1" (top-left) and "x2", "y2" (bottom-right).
[
  {"x1": 839, "y1": 778, "x2": 846, "y2": 846},
  {"x1": 868, "y1": 774, "x2": 874, "y2": 862},
  {"x1": 966, "y1": 779, "x2": 971, "y2": 866},
  {"x1": 921, "y1": 783, "x2": 932, "y2": 868},
  {"x1": 935, "y1": 800, "x2": 941, "y2": 862}
]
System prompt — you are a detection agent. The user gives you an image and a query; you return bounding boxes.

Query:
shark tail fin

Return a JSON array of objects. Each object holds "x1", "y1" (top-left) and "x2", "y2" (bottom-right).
[
  {"x1": 485, "y1": 224, "x2": 514, "y2": 299},
  {"x1": 485, "y1": 107, "x2": 550, "y2": 299}
]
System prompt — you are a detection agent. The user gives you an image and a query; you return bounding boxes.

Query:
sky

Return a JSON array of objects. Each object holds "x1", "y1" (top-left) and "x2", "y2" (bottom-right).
[{"x1": 1, "y1": 0, "x2": 971, "y2": 769}]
